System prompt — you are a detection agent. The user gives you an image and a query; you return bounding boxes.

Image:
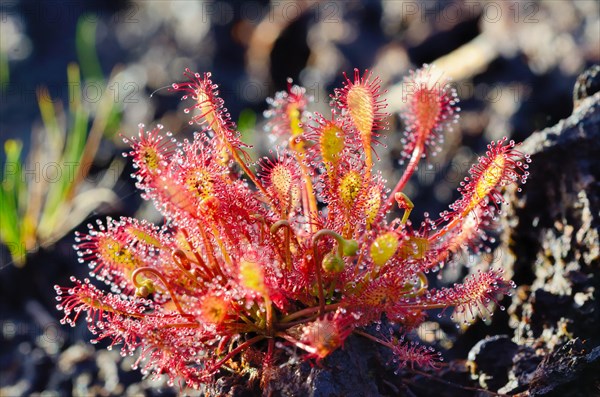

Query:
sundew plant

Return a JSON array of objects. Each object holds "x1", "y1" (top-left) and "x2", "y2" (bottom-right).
[{"x1": 55, "y1": 65, "x2": 530, "y2": 389}]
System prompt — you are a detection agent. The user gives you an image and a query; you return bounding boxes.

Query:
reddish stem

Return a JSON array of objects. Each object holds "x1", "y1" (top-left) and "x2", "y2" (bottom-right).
[
  {"x1": 277, "y1": 332, "x2": 318, "y2": 355},
  {"x1": 206, "y1": 335, "x2": 265, "y2": 374},
  {"x1": 382, "y1": 144, "x2": 424, "y2": 215},
  {"x1": 428, "y1": 209, "x2": 465, "y2": 242},
  {"x1": 131, "y1": 267, "x2": 190, "y2": 317},
  {"x1": 180, "y1": 228, "x2": 215, "y2": 279},
  {"x1": 279, "y1": 303, "x2": 341, "y2": 323}
]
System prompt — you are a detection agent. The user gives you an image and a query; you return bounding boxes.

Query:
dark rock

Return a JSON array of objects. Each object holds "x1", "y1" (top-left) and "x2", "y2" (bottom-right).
[
  {"x1": 526, "y1": 289, "x2": 573, "y2": 339},
  {"x1": 466, "y1": 335, "x2": 518, "y2": 391},
  {"x1": 499, "y1": 346, "x2": 543, "y2": 394},
  {"x1": 574, "y1": 65, "x2": 600, "y2": 107},
  {"x1": 259, "y1": 335, "x2": 390, "y2": 397},
  {"x1": 529, "y1": 339, "x2": 600, "y2": 397},
  {"x1": 499, "y1": 85, "x2": 600, "y2": 393}
]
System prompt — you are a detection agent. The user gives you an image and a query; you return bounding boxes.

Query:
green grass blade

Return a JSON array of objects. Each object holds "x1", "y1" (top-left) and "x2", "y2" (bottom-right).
[
  {"x1": 1, "y1": 140, "x2": 23, "y2": 263},
  {"x1": 76, "y1": 14, "x2": 103, "y2": 82},
  {"x1": 238, "y1": 108, "x2": 257, "y2": 160},
  {"x1": 37, "y1": 87, "x2": 64, "y2": 154},
  {"x1": 0, "y1": 50, "x2": 9, "y2": 90},
  {"x1": 39, "y1": 64, "x2": 89, "y2": 234}
]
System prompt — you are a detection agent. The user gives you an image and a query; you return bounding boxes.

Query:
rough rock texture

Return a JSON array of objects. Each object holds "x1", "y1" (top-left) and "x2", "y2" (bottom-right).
[
  {"x1": 467, "y1": 335, "x2": 518, "y2": 391},
  {"x1": 528, "y1": 339, "x2": 600, "y2": 397},
  {"x1": 210, "y1": 332, "x2": 479, "y2": 397},
  {"x1": 488, "y1": 89, "x2": 600, "y2": 395}
]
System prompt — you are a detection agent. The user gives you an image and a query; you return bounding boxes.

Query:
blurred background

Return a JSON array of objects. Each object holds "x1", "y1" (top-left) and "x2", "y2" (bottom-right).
[{"x1": 1, "y1": 0, "x2": 599, "y2": 395}]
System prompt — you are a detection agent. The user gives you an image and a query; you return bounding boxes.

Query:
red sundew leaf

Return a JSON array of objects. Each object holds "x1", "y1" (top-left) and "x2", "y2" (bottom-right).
[
  {"x1": 425, "y1": 138, "x2": 531, "y2": 250},
  {"x1": 334, "y1": 69, "x2": 388, "y2": 149},
  {"x1": 456, "y1": 137, "x2": 530, "y2": 215},
  {"x1": 264, "y1": 78, "x2": 310, "y2": 140},
  {"x1": 297, "y1": 309, "x2": 355, "y2": 360},
  {"x1": 431, "y1": 205, "x2": 497, "y2": 269},
  {"x1": 302, "y1": 112, "x2": 351, "y2": 169},
  {"x1": 74, "y1": 217, "x2": 159, "y2": 290},
  {"x1": 417, "y1": 268, "x2": 514, "y2": 323},
  {"x1": 171, "y1": 69, "x2": 247, "y2": 153},
  {"x1": 122, "y1": 124, "x2": 175, "y2": 186},
  {"x1": 54, "y1": 277, "x2": 149, "y2": 328},
  {"x1": 388, "y1": 337, "x2": 443, "y2": 370},
  {"x1": 257, "y1": 149, "x2": 301, "y2": 215},
  {"x1": 399, "y1": 65, "x2": 459, "y2": 161}
]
